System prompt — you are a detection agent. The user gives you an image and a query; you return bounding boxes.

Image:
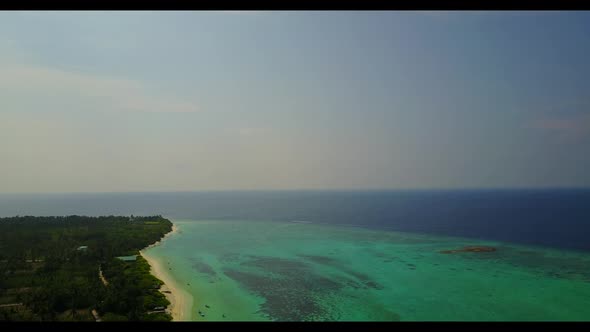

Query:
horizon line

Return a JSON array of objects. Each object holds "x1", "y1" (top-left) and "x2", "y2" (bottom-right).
[{"x1": 1, "y1": 186, "x2": 590, "y2": 195}]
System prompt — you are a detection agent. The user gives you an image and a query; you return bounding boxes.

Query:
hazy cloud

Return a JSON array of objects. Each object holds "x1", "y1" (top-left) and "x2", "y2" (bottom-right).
[
  {"x1": 0, "y1": 61, "x2": 199, "y2": 114},
  {"x1": 530, "y1": 112, "x2": 590, "y2": 141}
]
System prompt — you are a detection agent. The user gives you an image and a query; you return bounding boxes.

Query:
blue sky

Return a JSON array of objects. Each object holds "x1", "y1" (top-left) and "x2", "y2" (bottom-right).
[{"x1": 1, "y1": 11, "x2": 589, "y2": 192}]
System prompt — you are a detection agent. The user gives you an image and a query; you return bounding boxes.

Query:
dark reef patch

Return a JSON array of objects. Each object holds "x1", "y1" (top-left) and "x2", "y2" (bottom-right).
[
  {"x1": 297, "y1": 254, "x2": 384, "y2": 290},
  {"x1": 242, "y1": 256, "x2": 311, "y2": 275},
  {"x1": 192, "y1": 260, "x2": 217, "y2": 277},
  {"x1": 439, "y1": 246, "x2": 497, "y2": 254},
  {"x1": 219, "y1": 253, "x2": 241, "y2": 263},
  {"x1": 365, "y1": 281, "x2": 385, "y2": 289},
  {"x1": 222, "y1": 256, "x2": 345, "y2": 321},
  {"x1": 298, "y1": 254, "x2": 339, "y2": 265}
]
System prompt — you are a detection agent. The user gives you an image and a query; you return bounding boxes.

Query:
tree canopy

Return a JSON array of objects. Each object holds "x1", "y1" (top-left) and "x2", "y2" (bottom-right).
[{"x1": 0, "y1": 215, "x2": 173, "y2": 321}]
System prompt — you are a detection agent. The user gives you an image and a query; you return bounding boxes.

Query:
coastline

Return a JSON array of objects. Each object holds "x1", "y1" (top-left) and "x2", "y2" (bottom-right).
[
  {"x1": 142, "y1": 223, "x2": 180, "y2": 250},
  {"x1": 140, "y1": 223, "x2": 194, "y2": 321}
]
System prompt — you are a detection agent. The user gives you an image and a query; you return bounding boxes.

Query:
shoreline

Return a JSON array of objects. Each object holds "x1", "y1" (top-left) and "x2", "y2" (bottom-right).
[
  {"x1": 143, "y1": 223, "x2": 180, "y2": 250},
  {"x1": 140, "y1": 223, "x2": 194, "y2": 321}
]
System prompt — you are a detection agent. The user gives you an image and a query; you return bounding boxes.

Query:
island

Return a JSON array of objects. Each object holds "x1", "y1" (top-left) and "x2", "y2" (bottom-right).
[
  {"x1": 0, "y1": 215, "x2": 173, "y2": 321},
  {"x1": 439, "y1": 246, "x2": 497, "y2": 254}
]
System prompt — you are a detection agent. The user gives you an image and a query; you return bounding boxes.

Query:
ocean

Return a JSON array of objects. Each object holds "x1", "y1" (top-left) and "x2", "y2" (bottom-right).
[
  {"x1": 2, "y1": 189, "x2": 590, "y2": 320},
  {"x1": 2, "y1": 189, "x2": 589, "y2": 251}
]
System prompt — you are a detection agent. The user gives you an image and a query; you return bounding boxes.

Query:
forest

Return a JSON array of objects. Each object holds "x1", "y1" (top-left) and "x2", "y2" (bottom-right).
[{"x1": 0, "y1": 215, "x2": 173, "y2": 321}]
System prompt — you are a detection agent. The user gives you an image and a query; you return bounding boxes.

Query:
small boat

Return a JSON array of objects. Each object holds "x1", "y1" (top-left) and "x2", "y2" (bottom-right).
[{"x1": 205, "y1": 304, "x2": 210, "y2": 308}]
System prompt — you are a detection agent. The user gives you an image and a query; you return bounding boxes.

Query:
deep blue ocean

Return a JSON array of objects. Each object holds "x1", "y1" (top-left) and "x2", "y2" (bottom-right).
[{"x1": 1, "y1": 189, "x2": 589, "y2": 252}]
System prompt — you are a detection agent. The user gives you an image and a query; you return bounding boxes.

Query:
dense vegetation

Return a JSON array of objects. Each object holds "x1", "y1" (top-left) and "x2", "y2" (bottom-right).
[{"x1": 0, "y1": 215, "x2": 173, "y2": 321}]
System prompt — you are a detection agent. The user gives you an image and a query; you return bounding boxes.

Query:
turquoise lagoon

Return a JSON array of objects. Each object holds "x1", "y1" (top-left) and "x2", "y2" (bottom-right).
[{"x1": 144, "y1": 220, "x2": 590, "y2": 321}]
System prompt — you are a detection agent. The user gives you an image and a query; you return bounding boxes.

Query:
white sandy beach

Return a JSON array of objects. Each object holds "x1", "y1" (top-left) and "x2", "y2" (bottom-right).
[{"x1": 140, "y1": 223, "x2": 193, "y2": 321}]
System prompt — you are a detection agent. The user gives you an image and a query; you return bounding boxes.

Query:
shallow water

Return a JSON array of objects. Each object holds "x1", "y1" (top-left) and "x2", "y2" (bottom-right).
[{"x1": 144, "y1": 220, "x2": 590, "y2": 321}]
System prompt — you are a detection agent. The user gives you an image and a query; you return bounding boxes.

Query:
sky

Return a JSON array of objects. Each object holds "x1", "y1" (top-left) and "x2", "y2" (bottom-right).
[{"x1": 1, "y1": 11, "x2": 589, "y2": 193}]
